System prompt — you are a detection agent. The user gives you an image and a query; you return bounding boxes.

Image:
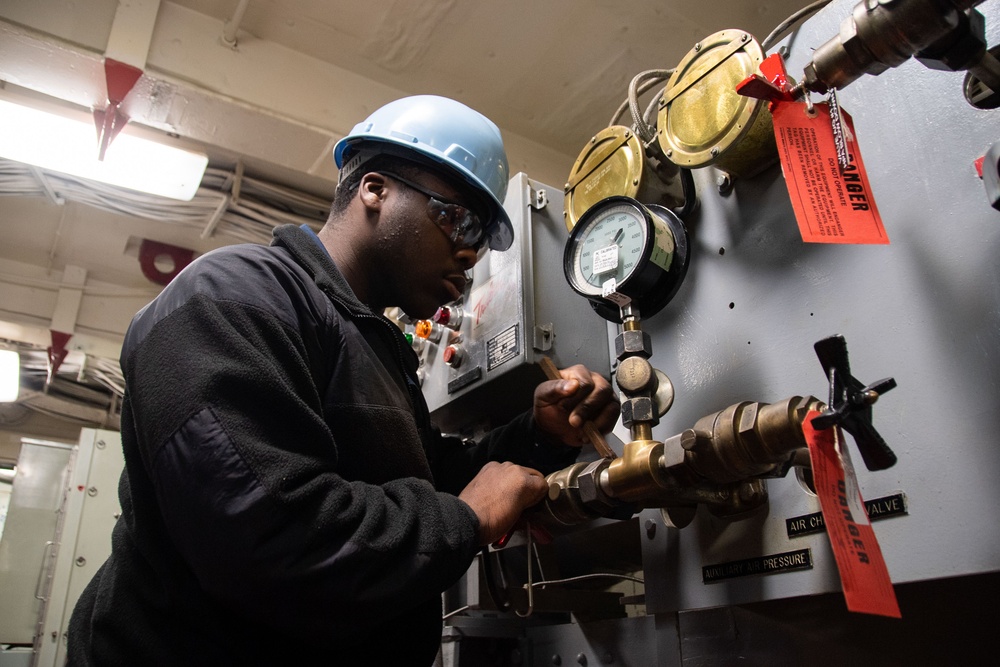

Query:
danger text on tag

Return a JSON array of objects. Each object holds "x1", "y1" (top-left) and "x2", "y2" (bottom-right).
[
  {"x1": 803, "y1": 411, "x2": 901, "y2": 618},
  {"x1": 771, "y1": 101, "x2": 889, "y2": 245}
]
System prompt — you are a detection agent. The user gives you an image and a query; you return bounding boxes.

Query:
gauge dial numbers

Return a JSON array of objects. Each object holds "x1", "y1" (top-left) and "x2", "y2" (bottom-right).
[{"x1": 571, "y1": 203, "x2": 646, "y2": 296}]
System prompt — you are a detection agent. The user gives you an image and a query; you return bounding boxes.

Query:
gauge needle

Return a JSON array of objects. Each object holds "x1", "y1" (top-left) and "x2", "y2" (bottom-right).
[{"x1": 612, "y1": 228, "x2": 624, "y2": 245}]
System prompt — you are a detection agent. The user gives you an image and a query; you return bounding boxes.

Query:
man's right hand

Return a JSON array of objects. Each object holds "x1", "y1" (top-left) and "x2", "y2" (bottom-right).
[{"x1": 458, "y1": 461, "x2": 548, "y2": 546}]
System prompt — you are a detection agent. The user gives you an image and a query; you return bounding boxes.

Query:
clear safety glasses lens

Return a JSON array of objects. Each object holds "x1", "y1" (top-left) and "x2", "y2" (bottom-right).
[
  {"x1": 426, "y1": 198, "x2": 484, "y2": 249},
  {"x1": 379, "y1": 173, "x2": 487, "y2": 252}
]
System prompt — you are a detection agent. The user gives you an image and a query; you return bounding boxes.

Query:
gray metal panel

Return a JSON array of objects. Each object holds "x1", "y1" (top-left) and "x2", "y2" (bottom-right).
[
  {"x1": 525, "y1": 616, "x2": 663, "y2": 667},
  {"x1": 639, "y1": 0, "x2": 1000, "y2": 612},
  {"x1": 0, "y1": 441, "x2": 72, "y2": 644},
  {"x1": 35, "y1": 428, "x2": 123, "y2": 667}
]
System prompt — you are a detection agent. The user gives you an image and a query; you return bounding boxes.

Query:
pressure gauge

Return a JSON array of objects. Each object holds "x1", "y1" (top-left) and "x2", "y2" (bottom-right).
[{"x1": 563, "y1": 196, "x2": 690, "y2": 322}]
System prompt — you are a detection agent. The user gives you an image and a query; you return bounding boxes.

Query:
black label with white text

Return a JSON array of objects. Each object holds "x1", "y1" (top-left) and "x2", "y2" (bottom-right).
[
  {"x1": 702, "y1": 549, "x2": 812, "y2": 583},
  {"x1": 786, "y1": 492, "x2": 908, "y2": 538}
]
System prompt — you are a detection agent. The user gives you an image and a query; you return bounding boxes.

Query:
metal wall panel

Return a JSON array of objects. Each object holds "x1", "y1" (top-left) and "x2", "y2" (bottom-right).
[
  {"x1": 637, "y1": 0, "x2": 1000, "y2": 612},
  {"x1": 0, "y1": 441, "x2": 73, "y2": 644},
  {"x1": 35, "y1": 428, "x2": 123, "y2": 667}
]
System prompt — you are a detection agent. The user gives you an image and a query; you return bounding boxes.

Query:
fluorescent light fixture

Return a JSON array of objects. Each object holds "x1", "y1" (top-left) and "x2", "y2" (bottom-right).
[
  {"x1": 0, "y1": 350, "x2": 18, "y2": 403},
  {"x1": 0, "y1": 97, "x2": 208, "y2": 201}
]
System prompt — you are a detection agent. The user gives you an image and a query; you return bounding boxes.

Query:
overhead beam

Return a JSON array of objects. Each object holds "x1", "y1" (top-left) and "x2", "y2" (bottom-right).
[{"x1": 105, "y1": 0, "x2": 161, "y2": 69}]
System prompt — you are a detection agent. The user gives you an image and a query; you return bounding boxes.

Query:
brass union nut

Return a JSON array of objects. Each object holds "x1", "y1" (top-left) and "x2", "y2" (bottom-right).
[
  {"x1": 615, "y1": 330, "x2": 652, "y2": 360},
  {"x1": 621, "y1": 397, "x2": 655, "y2": 427}
]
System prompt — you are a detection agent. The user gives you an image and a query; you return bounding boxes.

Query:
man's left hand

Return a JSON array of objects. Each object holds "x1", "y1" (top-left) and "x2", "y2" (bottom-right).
[{"x1": 533, "y1": 364, "x2": 619, "y2": 447}]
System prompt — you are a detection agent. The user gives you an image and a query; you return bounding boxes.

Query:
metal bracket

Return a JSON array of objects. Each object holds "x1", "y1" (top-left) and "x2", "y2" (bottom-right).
[
  {"x1": 532, "y1": 323, "x2": 554, "y2": 351},
  {"x1": 530, "y1": 187, "x2": 548, "y2": 210}
]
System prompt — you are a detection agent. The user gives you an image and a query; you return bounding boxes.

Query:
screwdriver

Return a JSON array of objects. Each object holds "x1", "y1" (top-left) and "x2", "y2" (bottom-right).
[{"x1": 538, "y1": 356, "x2": 617, "y2": 460}]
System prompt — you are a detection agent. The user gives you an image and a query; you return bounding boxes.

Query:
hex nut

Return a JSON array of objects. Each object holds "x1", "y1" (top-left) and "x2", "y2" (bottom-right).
[
  {"x1": 621, "y1": 397, "x2": 655, "y2": 427},
  {"x1": 737, "y1": 402, "x2": 759, "y2": 436},
  {"x1": 577, "y1": 460, "x2": 614, "y2": 510},
  {"x1": 916, "y1": 11, "x2": 986, "y2": 72},
  {"x1": 839, "y1": 13, "x2": 879, "y2": 73},
  {"x1": 660, "y1": 431, "x2": 690, "y2": 468},
  {"x1": 614, "y1": 330, "x2": 652, "y2": 360}
]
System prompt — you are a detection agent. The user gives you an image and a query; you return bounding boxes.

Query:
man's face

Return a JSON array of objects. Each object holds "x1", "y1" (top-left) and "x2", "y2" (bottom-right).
[{"x1": 372, "y1": 170, "x2": 486, "y2": 319}]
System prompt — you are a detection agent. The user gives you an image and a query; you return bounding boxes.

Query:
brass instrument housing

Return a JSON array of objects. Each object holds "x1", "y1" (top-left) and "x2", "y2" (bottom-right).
[
  {"x1": 657, "y1": 30, "x2": 777, "y2": 179},
  {"x1": 564, "y1": 125, "x2": 684, "y2": 232}
]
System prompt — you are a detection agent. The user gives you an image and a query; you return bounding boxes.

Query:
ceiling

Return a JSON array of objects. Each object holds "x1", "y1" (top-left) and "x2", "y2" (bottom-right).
[{"x1": 0, "y1": 0, "x2": 815, "y2": 446}]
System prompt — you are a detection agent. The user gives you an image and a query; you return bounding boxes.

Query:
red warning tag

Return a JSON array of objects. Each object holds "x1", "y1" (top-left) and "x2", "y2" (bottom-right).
[
  {"x1": 771, "y1": 101, "x2": 889, "y2": 245},
  {"x1": 803, "y1": 411, "x2": 901, "y2": 618}
]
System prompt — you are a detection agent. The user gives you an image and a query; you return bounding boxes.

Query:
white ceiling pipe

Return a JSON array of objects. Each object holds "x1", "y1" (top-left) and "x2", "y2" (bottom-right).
[{"x1": 222, "y1": 0, "x2": 251, "y2": 49}]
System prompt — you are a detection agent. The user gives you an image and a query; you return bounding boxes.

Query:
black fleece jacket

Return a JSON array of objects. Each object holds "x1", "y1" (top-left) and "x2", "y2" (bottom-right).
[{"x1": 67, "y1": 224, "x2": 577, "y2": 666}]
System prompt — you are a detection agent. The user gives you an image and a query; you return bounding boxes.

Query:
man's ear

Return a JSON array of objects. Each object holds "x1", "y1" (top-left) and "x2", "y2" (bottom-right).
[{"x1": 359, "y1": 172, "x2": 387, "y2": 212}]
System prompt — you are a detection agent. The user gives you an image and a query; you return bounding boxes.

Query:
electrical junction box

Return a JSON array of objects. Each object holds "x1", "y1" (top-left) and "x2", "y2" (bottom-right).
[{"x1": 418, "y1": 173, "x2": 612, "y2": 434}]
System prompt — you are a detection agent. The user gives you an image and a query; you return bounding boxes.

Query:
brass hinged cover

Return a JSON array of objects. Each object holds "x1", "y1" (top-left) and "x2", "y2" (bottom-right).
[
  {"x1": 657, "y1": 30, "x2": 776, "y2": 178},
  {"x1": 564, "y1": 125, "x2": 644, "y2": 231}
]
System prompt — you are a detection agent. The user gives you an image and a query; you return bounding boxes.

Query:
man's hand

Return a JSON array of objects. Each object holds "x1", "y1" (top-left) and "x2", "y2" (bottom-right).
[
  {"x1": 458, "y1": 461, "x2": 548, "y2": 546},
  {"x1": 533, "y1": 364, "x2": 619, "y2": 447}
]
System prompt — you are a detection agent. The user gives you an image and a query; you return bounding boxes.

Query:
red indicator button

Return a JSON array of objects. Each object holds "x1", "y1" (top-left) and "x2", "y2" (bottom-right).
[{"x1": 443, "y1": 345, "x2": 462, "y2": 367}]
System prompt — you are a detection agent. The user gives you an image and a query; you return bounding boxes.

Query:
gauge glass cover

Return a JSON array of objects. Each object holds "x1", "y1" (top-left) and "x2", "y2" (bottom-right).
[{"x1": 570, "y1": 202, "x2": 648, "y2": 296}]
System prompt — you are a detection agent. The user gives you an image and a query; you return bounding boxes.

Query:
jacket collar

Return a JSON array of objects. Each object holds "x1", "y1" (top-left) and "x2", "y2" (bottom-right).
[
  {"x1": 271, "y1": 224, "x2": 420, "y2": 377},
  {"x1": 271, "y1": 224, "x2": 373, "y2": 316}
]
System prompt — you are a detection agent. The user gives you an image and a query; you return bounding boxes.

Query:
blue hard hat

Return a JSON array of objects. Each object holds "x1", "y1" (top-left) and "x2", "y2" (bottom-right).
[{"x1": 333, "y1": 95, "x2": 513, "y2": 251}]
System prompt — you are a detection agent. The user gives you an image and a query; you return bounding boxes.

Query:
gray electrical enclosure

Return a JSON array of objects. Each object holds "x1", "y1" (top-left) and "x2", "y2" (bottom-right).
[{"x1": 421, "y1": 173, "x2": 612, "y2": 433}]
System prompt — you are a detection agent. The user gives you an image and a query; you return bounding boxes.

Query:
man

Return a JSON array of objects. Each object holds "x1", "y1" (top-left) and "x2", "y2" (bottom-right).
[{"x1": 68, "y1": 95, "x2": 618, "y2": 665}]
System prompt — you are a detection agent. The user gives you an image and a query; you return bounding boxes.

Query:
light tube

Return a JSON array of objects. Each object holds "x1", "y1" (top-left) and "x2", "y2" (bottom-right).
[
  {"x1": 0, "y1": 350, "x2": 18, "y2": 403},
  {"x1": 0, "y1": 98, "x2": 208, "y2": 201}
]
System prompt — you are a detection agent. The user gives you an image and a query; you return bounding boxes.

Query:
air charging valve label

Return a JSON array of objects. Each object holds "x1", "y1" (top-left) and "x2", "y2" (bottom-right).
[{"x1": 787, "y1": 492, "x2": 907, "y2": 538}]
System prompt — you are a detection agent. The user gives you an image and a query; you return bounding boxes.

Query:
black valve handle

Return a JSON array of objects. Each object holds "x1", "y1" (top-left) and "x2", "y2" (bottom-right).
[{"x1": 811, "y1": 335, "x2": 898, "y2": 471}]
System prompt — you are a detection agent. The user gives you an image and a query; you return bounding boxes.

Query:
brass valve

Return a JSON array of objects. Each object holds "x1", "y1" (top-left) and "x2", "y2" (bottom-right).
[
  {"x1": 538, "y1": 395, "x2": 823, "y2": 529},
  {"x1": 685, "y1": 396, "x2": 823, "y2": 484},
  {"x1": 536, "y1": 335, "x2": 895, "y2": 530}
]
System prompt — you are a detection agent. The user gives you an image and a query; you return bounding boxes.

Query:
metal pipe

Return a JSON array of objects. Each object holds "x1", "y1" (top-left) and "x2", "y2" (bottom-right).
[
  {"x1": 968, "y1": 48, "x2": 1000, "y2": 94},
  {"x1": 802, "y1": 0, "x2": 992, "y2": 93},
  {"x1": 222, "y1": 0, "x2": 251, "y2": 49}
]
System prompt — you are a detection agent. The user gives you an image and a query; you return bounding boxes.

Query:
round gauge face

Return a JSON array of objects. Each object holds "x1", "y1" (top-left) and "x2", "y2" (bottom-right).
[{"x1": 567, "y1": 201, "x2": 648, "y2": 296}]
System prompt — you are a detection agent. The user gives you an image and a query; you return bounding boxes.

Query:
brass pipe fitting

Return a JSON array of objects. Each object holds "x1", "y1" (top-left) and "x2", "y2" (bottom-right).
[
  {"x1": 605, "y1": 439, "x2": 669, "y2": 503},
  {"x1": 536, "y1": 395, "x2": 825, "y2": 528},
  {"x1": 686, "y1": 396, "x2": 822, "y2": 484}
]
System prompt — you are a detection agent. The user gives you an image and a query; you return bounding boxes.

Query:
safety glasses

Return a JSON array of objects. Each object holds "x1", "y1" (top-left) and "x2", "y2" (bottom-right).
[{"x1": 378, "y1": 172, "x2": 487, "y2": 253}]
